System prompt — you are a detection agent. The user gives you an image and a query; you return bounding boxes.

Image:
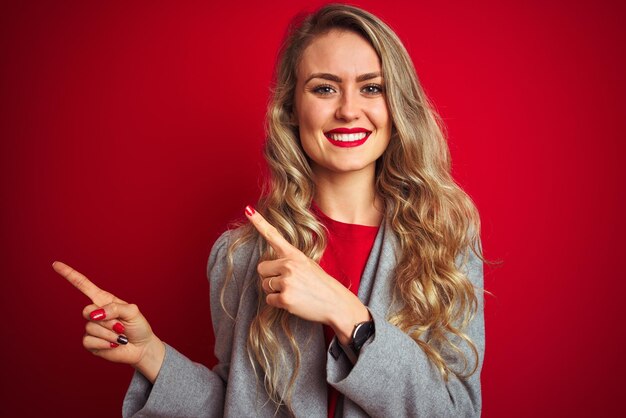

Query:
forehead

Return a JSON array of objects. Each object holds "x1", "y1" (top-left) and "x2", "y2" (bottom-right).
[{"x1": 298, "y1": 30, "x2": 381, "y2": 78}]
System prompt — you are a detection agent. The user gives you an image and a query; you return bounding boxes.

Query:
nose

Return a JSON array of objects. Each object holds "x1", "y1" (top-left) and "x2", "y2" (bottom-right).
[{"x1": 335, "y1": 91, "x2": 360, "y2": 121}]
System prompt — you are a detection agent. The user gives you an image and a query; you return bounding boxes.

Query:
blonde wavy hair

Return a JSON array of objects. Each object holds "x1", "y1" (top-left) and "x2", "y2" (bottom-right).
[{"x1": 224, "y1": 3, "x2": 483, "y2": 413}]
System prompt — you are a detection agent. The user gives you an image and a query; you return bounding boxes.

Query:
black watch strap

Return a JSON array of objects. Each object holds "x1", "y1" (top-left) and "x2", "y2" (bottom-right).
[{"x1": 350, "y1": 320, "x2": 375, "y2": 352}]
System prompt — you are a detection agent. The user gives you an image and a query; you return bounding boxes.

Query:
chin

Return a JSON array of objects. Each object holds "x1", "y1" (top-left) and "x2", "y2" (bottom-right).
[{"x1": 327, "y1": 161, "x2": 375, "y2": 174}]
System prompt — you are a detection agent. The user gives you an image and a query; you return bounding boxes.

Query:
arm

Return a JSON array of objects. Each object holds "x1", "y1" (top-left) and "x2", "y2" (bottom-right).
[
  {"x1": 327, "y1": 248, "x2": 485, "y2": 417},
  {"x1": 244, "y1": 207, "x2": 484, "y2": 416},
  {"x1": 122, "y1": 231, "x2": 239, "y2": 418}
]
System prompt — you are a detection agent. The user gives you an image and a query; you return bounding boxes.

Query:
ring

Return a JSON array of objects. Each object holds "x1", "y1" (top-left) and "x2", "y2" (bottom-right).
[{"x1": 268, "y1": 277, "x2": 276, "y2": 293}]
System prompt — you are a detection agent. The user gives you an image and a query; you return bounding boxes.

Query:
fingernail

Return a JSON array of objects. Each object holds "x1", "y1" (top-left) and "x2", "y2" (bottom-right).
[
  {"x1": 117, "y1": 335, "x2": 129, "y2": 345},
  {"x1": 90, "y1": 309, "x2": 106, "y2": 321},
  {"x1": 244, "y1": 205, "x2": 255, "y2": 216},
  {"x1": 110, "y1": 342, "x2": 119, "y2": 348},
  {"x1": 113, "y1": 322, "x2": 125, "y2": 334}
]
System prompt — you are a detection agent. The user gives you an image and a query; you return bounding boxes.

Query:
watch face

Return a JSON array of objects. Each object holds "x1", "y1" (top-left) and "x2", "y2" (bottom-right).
[{"x1": 352, "y1": 321, "x2": 375, "y2": 351}]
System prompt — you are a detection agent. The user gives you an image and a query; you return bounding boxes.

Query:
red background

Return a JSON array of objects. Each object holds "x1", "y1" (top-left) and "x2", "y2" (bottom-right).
[{"x1": 1, "y1": 1, "x2": 624, "y2": 416}]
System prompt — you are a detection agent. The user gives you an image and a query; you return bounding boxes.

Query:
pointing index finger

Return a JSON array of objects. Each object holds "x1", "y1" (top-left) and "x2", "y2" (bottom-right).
[
  {"x1": 244, "y1": 205, "x2": 297, "y2": 258},
  {"x1": 52, "y1": 261, "x2": 116, "y2": 306}
]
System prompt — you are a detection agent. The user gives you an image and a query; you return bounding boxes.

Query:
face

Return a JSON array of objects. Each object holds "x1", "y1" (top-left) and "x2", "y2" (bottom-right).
[{"x1": 293, "y1": 30, "x2": 391, "y2": 177}]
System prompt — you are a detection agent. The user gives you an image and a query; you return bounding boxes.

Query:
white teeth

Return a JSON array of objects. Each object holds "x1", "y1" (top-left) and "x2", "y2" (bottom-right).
[{"x1": 327, "y1": 132, "x2": 367, "y2": 142}]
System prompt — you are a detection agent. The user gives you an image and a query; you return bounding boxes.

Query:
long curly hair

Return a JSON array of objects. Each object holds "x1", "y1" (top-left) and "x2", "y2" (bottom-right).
[{"x1": 223, "y1": 3, "x2": 483, "y2": 413}]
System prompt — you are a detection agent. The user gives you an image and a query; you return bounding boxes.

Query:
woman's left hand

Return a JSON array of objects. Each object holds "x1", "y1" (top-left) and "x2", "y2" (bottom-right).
[{"x1": 245, "y1": 206, "x2": 370, "y2": 345}]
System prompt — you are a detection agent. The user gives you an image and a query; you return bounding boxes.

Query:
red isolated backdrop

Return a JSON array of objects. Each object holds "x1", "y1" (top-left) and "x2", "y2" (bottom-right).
[{"x1": 1, "y1": 1, "x2": 624, "y2": 417}]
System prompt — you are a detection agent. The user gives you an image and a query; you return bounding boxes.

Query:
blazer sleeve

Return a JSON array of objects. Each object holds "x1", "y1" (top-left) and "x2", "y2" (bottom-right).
[
  {"x1": 326, "y1": 247, "x2": 485, "y2": 418},
  {"x1": 122, "y1": 231, "x2": 238, "y2": 418}
]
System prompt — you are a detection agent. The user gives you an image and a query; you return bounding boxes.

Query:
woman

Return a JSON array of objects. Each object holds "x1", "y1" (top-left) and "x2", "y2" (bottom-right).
[{"x1": 54, "y1": 4, "x2": 484, "y2": 417}]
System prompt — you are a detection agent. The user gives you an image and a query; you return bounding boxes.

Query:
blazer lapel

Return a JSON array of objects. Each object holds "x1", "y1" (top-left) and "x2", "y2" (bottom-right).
[{"x1": 358, "y1": 220, "x2": 399, "y2": 317}]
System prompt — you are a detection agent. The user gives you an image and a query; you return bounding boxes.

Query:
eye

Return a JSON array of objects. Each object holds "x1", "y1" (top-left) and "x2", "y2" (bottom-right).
[
  {"x1": 361, "y1": 84, "x2": 384, "y2": 95},
  {"x1": 311, "y1": 84, "x2": 336, "y2": 95}
]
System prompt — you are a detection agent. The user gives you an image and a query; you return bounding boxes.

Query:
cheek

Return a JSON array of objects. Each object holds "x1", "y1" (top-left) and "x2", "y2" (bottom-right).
[
  {"x1": 297, "y1": 102, "x2": 328, "y2": 133},
  {"x1": 296, "y1": 108, "x2": 321, "y2": 154},
  {"x1": 372, "y1": 104, "x2": 391, "y2": 130},
  {"x1": 372, "y1": 104, "x2": 392, "y2": 150},
  {"x1": 299, "y1": 131, "x2": 323, "y2": 165}
]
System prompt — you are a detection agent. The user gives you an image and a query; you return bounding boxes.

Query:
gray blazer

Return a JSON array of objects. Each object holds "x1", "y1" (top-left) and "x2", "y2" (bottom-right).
[{"x1": 122, "y1": 220, "x2": 484, "y2": 417}]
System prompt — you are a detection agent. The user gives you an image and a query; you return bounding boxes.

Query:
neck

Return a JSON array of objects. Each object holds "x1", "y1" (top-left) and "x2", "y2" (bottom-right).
[{"x1": 312, "y1": 164, "x2": 383, "y2": 226}]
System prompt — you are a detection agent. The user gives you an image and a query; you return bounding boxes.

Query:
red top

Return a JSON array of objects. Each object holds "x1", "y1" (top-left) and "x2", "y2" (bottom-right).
[{"x1": 314, "y1": 206, "x2": 379, "y2": 418}]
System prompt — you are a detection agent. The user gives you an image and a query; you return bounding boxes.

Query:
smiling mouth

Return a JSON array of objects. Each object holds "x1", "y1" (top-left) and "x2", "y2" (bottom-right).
[
  {"x1": 327, "y1": 132, "x2": 368, "y2": 142},
  {"x1": 324, "y1": 128, "x2": 371, "y2": 148}
]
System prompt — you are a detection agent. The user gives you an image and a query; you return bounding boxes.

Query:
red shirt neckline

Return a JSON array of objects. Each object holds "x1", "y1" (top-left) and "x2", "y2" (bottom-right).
[{"x1": 312, "y1": 203, "x2": 381, "y2": 238}]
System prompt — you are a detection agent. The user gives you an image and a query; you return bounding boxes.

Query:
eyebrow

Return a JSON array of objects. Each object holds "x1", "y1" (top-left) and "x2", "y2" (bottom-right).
[{"x1": 304, "y1": 72, "x2": 382, "y2": 84}]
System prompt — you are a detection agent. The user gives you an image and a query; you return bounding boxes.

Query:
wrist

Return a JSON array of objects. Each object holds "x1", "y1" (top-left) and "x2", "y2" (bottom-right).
[
  {"x1": 330, "y1": 294, "x2": 371, "y2": 346},
  {"x1": 134, "y1": 336, "x2": 166, "y2": 384}
]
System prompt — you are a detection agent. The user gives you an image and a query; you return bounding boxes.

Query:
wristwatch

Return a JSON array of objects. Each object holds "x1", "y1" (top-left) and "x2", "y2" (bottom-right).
[{"x1": 349, "y1": 320, "x2": 375, "y2": 352}]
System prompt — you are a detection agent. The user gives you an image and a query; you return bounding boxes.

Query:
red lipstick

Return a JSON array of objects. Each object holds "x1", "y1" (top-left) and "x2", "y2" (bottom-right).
[{"x1": 324, "y1": 127, "x2": 371, "y2": 148}]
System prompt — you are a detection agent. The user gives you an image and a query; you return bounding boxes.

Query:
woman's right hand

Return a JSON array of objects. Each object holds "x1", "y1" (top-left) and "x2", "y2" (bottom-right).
[{"x1": 53, "y1": 261, "x2": 165, "y2": 383}]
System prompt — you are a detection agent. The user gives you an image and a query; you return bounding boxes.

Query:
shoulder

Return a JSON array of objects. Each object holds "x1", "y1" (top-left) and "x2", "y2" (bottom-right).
[
  {"x1": 207, "y1": 225, "x2": 261, "y2": 287},
  {"x1": 207, "y1": 225, "x2": 262, "y2": 321},
  {"x1": 458, "y1": 245, "x2": 484, "y2": 289},
  {"x1": 451, "y1": 223, "x2": 483, "y2": 290}
]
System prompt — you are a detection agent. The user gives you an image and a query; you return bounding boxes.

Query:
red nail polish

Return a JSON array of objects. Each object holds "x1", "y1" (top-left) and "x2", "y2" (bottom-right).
[
  {"x1": 113, "y1": 322, "x2": 125, "y2": 334},
  {"x1": 90, "y1": 308, "x2": 106, "y2": 321},
  {"x1": 244, "y1": 205, "x2": 256, "y2": 216},
  {"x1": 110, "y1": 342, "x2": 119, "y2": 348}
]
